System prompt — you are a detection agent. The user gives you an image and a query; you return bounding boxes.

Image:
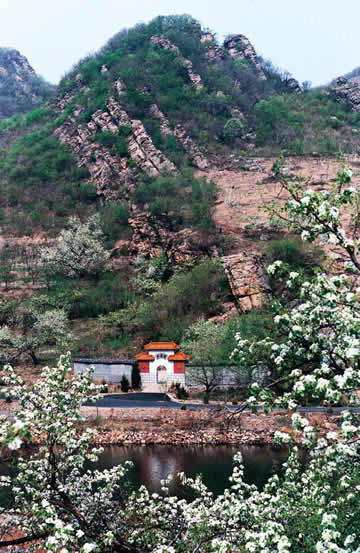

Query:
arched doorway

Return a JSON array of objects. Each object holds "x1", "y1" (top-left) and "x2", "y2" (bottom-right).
[{"x1": 156, "y1": 365, "x2": 167, "y2": 383}]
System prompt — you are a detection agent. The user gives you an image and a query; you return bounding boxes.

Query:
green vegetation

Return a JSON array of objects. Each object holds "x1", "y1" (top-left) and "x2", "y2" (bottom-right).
[
  {"x1": 0, "y1": 14, "x2": 359, "y2": 238},
  {"x1": 182, "y1": 309, "x2": 278, "y2": 370},
  {"x1": 95, "y1": 128, "x2": 130, "y2": 157},
  {"x1": 262, "y1": 236, "x2": 325, "y2": 273},
  {"x1": 120, "y1": 374, "x2": 130, "y2": 392},
  {"x1": 133, "y1": 172, "x2": 216, "y2": 231},
  {"x1": 101, "y1": 258, "x2": 230, "y2": 344},
  {"x1": 0, "y1": 128, "x2": 93, "y2": 234},
  {"x1": 254, "y1": 91, "x2": 360, "y2": 154}
]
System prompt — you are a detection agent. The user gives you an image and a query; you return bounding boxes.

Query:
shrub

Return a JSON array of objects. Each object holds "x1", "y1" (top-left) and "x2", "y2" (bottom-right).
[
  {"x1": 175, "y1": 382, "x2": 189, "y2": 399},
  {"x1": 223, "y1": 118, "x2": 245, "y2": 141},
  {"x1": 133, "y1": 172, "x2": 217, "y2": 231},
  {"x1": 99, "y1": 202, "x2": 130, "y2": 246},
  {"x1": 131, "y1": 365, "x2": 142, "y2": 390},
  {"x1": 120, "y1": 375, "x2": 130, "y2": 392},
  {"x1": 95, "y1": 130, "x2": 129, "y2": 157},
  {"x1": 263, "y1": 236, "x2": 324, "y2": 273}
]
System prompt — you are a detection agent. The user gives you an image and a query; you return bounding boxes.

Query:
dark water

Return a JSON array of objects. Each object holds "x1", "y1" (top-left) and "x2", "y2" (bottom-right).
[
  {"x1": 0, "y1": 445, "x2": 288, "y2": 504},
  {"x1": 94, "y1": 444, "x2": 288, "y2": 495}
]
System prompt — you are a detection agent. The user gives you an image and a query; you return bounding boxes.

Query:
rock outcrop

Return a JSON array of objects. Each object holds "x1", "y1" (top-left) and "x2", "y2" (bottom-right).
[
  {"x1": 223, "y1": 35, "x2": 266, "y2": 80},
  {"x1": 54, "y1": 97, "x2": 177, "y2": 200},
  {"x1": 150, "y1": 35, "x2": 203, "y2": 89},
  {"x1": 0, "y1": 48, "x2": 54, "y2": 118},
  {"x1": 148, "y1": 104, "x2": 209, "y2": 169},
  {"x1": 200, "y1": 32, "x2": 226, "y2": 63},
  {"x1": 106, "y1": 97, "x2": 177, "y2": 176},
  {"x1": 284, "y1": 77, "x2": 302, "y2": 94},
  {"x1": 221, "y1": 252, "x2": 269, "y2": 312},
  {"x1": 54, "y1": 115, "x2": 132, "y2": 202},
  {"x1": 328, "y1": 77, "x2": 360, "y2": 112},
  {"x1": 128, "y1": 210, "x2": 211, "y2": 264}
]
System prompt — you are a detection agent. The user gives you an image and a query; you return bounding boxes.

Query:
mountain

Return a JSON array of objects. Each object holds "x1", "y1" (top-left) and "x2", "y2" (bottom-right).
[
  {"x1": 0, "y1": 47, "x2": 55, "y2": 118},
  {"x1": 343, "y1": 66, "x2": 360, "y2": 84},
  {"x1": 0, "y1": 14, "x2": 359, "y2": 359}
]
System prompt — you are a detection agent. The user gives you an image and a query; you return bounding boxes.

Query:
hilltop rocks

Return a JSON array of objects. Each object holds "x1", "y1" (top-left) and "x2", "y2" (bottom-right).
[
  {"x1": 223, "y1": 34, "x2": 266, "y2": 80},
  {"x1": 0, "y1": 48, "x2": 35, "y2": 91},
  {"x1": 328, "y1": 77, "x2": 360, "y2": 112},
  {"x1": 0, "y1": 48, "x2": 54, "y2": 118},
  {"x1": 150, "y1": 35, "x2": 203, "y2": 89},
  {"x1": 284, "y1": 77, "x2": 302, "y2": 94},
  {"x1": 200, "y1": 32, "x2": 226, "y2": 63}
]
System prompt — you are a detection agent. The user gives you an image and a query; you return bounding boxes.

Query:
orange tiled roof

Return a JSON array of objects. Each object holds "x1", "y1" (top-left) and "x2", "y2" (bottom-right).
[
  {"x1": 144, "y1": 341, "x2": 180, "y2": 351},
  {"x1": 168, "y1": 352, "x2": 190, "y2": 361},
  {"x1": 135, "y1": 352, "x2": 155, "y2": 361}
]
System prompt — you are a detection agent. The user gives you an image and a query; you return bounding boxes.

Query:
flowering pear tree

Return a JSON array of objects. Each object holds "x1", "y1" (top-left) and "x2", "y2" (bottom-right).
[
  {"x1": 0, "y1": 167, "x2": 359, "y2": 553},
  {"x1": 232, "y1": 166, "x2": 360, "y2": 408},
  {"x1": 40, "y1": 215, "x2": 111, "y2": 279},
  {"x1": 0, "y1": 306, "x2": 71, "y2": 365}
]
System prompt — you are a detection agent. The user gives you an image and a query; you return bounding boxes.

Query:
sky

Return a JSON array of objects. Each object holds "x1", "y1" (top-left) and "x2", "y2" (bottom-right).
[{"x1": 1, "y1": 0, "x2": 360, "y2": 86}]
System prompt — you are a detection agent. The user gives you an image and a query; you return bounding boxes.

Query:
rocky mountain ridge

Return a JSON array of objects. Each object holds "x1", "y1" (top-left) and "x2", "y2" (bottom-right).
[{"x1": 0, "y1": 47, "x2": 54, "y2": 118}]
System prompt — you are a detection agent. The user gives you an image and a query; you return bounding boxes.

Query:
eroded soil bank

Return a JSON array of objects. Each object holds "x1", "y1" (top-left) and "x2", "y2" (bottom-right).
[{"x1": 83, "y1": 407, "x2": 341, "y2": 446}]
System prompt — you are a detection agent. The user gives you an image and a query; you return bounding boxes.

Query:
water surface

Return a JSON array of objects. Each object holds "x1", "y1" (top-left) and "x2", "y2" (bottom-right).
[
  {"x1": 0, "y1": 445, "x2": 289, "y2": 506},
  {"x1": 94, "y1": 444, "x2": 288, "y2": 494}
]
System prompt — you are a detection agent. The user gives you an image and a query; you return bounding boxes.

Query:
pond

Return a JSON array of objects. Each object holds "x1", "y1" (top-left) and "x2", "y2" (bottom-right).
[
  {"x1": 0, "y1": 445, "x2": 289, "y2": 505},
  {"x1": 94, "y1": 444, "x2": 288, "y2": 494}
]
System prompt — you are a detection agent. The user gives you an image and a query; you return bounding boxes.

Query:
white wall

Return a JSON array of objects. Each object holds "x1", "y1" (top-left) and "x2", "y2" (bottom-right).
[
  {"x1": 142, "y1": 349, "x2": 186, "y2": 388},
  {"x1": 74, "y1": 361, "x2": 133, "y2": 383}
]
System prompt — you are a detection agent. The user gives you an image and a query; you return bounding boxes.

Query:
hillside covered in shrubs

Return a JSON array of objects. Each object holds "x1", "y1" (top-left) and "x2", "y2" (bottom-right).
[{"x1": 0, "y1": 14, "x2": 358, "y2": 359}]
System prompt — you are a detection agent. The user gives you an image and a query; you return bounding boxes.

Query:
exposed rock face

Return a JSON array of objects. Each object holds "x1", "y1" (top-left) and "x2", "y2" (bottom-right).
[
  {"x1": 148, "y1": 103, "x2": 173, "y2": 136},
  {"x1": 223, "y1": 35, "x2": 266, "y2": 80},
  {"x1": 128, "y1": 211, "x2": 210, "y2": 264},
  {"x1": 221, "y1": 252, "x2": 269, "y2": 312},
  {"x1": 284, "y1": 77, "x2": 302, "y2": 94},
  {"x1": 54, "y1": 97, "x2": 177, "y2": 200},
  {"x1": 173, "y1": 125, "x2": 209, "y2": 169},
  {"x1": 54, "y1": 115, "x2": 132, "y2": 202},
  {"x1": 148, "y1": 104, "x2": 209, "y2": 169},
  {"x1": 328, "y1": 77, "x2": 360, "y2": 112},
  {"x1": 107, "y1": 97, "x2": 177, "y2": 176},
  {"x1": 150, "y1": 35, "x2": 203, "y2": 89},
  {"x1": 0, "y1": 48, "x2": 54, "y2": 118},
  {"x1": 0, "y1": 48, "x2": 35, "y2": 91},
  {"x1": 200, "y1": 32, "x2": 226, "y2": 63}
]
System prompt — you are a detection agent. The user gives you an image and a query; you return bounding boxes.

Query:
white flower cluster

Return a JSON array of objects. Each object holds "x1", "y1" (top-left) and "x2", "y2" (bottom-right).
[{"x1": 40, "y1": 214, "x2": 111, "y2": 279}]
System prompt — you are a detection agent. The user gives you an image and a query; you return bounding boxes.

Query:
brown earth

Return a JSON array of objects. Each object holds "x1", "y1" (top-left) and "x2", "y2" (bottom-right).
[
  {"x1": 82, "y1": 406, "x2": 341, "y2": 446},
  {"x1": 200, "y1": 155, "x2": 360, "y2": 312}
]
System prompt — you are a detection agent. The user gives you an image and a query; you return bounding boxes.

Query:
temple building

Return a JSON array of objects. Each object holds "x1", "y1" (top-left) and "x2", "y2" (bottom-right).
[{"x1": 135, "y1": 341, "x2": 189, "y2": 390}]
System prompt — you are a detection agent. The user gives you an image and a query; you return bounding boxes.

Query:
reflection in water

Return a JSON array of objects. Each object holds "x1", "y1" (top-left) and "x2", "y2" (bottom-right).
[
  {"x1": 0, "y1": 445, "x2": 290, "y2": 507},
  {"x1": 95, "y1": 445, "x2": 289, "y2": 495}
]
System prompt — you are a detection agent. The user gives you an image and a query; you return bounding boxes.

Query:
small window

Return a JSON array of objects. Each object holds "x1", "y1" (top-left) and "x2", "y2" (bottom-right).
[{"x1": 156, "y1": 353, "x2": 167, "y2": 360}]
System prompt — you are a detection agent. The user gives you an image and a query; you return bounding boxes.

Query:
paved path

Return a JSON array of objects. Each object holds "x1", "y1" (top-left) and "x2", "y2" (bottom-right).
[{"x1": 84, "y1": 393, "x2": 360, "y2": 413}]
